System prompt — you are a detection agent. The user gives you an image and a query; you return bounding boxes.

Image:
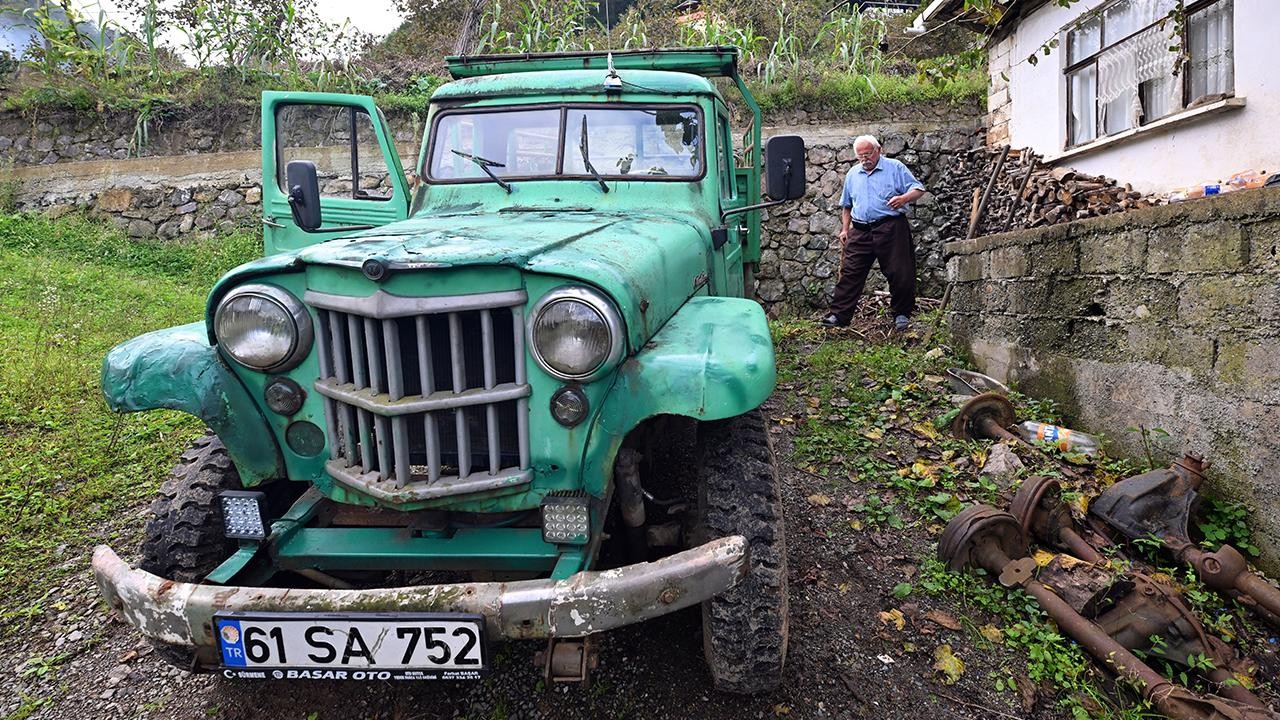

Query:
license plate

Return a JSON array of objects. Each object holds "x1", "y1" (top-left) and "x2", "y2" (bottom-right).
[{"x1": 214, "y1": 612, "x2": 487, "y2": 680}]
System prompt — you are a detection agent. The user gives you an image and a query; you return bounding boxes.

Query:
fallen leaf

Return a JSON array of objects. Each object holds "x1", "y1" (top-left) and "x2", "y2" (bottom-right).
[
  {"x1": 773, "y1": 703, "x2": 792, "y2": 716},
  {"x1": 912, "y1": 422, "x2": 939, "y2": 440},
  {"x1": 848, "y1": 519, "x2": 864, "y2": 531},
  {"x1": 863, "y1": 427, "x2": 885, "y2": 441},
  {"x1": 1071, "y1": 493, "x2": 1090, "y2": 515},
  {"x1": 838, "y1": 583, "x2": 851, "y2": 595},
  {"x1": 807, "y1": 397, "x2": 821, "y2": 409},
  {"x1": 979, "y1": 624, "x2": 1004, "y2": 643},
  {"x1": 924, "y1": 348, "x2": 944, "y2": 360},
  {"x1": 932, "y1": 644, "x2": 965, "y2": 684},
  {"x1": 1032, "y1": 549, "x2": 1056, "y2": 567},
  {"x1": 924, "y1": 609, "x2": 961, "y2": 631},
  {"x1": 879, "y1": 608, "x2": 906, "y2": 630},
  {"x1": 807, "y1": 493, "x2": 832, "y2": 507}
]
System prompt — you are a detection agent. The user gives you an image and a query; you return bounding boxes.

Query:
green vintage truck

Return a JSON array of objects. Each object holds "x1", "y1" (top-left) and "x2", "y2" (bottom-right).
[{"x1": 91, "y1": 47, "x2": 806, "y2": 692}]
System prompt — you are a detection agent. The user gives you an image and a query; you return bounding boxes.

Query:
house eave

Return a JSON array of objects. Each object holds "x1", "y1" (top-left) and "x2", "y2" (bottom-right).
[{"x1": 920, "y1": 0, "x2": 1054, "y2": 38}]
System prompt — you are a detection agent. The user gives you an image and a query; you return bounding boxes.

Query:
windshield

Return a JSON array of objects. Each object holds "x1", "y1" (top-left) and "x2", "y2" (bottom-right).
[{"x1": 428, "y1": 106, "x2": 703, "y2": 182}]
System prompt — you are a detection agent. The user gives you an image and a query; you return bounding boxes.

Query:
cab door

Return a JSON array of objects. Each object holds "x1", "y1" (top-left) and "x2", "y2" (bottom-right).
[
  {"x1": 713, "y1": 112, "x2": 746, "y2": 297},
  {"x1": 261, "y1": 91, "x2": 411, "y2": 256}
]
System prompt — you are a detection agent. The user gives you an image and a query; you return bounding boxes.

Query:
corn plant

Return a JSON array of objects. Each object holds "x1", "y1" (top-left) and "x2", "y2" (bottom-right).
[
  {"x1": 758, "y1": 3, "x2": 803, "y2": 87},
  {"x1": 812, "y1": 11, "x2": 885, "y2": 78},
  {"x1": 477, "y1": 0, "x2": 602, "y2": 54},
  {"x1": 20, "y1": 1, "x2": 134, "y2": 82}
]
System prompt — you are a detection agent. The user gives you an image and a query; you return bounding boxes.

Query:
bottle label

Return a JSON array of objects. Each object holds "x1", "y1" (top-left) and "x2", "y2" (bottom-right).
[{"x1": 1036, "y1": 425, "x2": 1072, "y2": 451}]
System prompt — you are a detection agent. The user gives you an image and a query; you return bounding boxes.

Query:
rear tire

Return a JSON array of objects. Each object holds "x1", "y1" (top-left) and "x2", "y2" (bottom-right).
[
  {"x1": 138, "y1": 434, "x2": 242, "y2": 670},
  {"x1": 697, "y1": 409, "x2": 789, "y2": 694}
]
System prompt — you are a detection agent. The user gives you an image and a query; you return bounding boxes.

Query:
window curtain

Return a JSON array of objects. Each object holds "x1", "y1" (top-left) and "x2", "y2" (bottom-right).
[
  {"x1": 1096, "y1": 0, "x2": 1180, "y2": 131},
  {"x1": 1189, "y1": 0, "x2": 1234, "y2": 102}
]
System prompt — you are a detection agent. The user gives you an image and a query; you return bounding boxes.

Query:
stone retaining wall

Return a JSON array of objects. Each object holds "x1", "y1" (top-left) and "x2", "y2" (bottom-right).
[{"x1": 945, "y1": 187, "x2": 1280, "y2": 571}]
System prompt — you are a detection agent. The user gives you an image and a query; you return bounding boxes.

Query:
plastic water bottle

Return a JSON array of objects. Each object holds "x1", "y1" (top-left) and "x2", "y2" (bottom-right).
[{"x1": 1016, "y1": 421, "x2": 1100, "y2": 454}]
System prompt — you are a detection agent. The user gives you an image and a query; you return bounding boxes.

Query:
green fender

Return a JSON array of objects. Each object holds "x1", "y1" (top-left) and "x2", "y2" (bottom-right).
[
  {"x1": 581, "y1": 296, "x2": 776, "y2": 495},
  {"x1": 100, "y1": 322, "x2": 282, "y2": 485}
]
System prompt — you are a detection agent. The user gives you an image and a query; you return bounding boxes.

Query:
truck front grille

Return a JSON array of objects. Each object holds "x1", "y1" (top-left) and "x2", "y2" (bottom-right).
[{"x1": 306, "y1": 288, "x2": 532, "y2": 503}]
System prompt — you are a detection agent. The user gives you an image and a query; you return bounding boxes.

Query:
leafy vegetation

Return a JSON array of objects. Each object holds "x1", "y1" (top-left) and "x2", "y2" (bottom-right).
[
  {"x1": 0, "y1": 212, "x2": 259, "y2": 620},
  {"x1": 0, "y1": 0, "x2": 984, "y2": 119}
]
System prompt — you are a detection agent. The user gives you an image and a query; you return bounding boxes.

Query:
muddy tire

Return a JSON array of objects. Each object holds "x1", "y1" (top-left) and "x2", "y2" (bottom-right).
[
  {"x1": 697, "y1": 409, "x2": 789, "y2": 694},
  {"x1": 138, "y1": 434, "x2": 242, "y2": 671}
]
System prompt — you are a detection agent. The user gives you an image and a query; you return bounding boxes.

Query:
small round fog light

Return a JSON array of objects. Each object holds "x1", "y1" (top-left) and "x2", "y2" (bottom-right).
[
  {"x1": 264, "y1": 377, "x2": 306, "y2": 416},
  {"x1": 550, "y1": 386, "x2": 588, "y2": 427},
  {"x1": 286, "y1": 421, "x2": 325, "y2": 456}
]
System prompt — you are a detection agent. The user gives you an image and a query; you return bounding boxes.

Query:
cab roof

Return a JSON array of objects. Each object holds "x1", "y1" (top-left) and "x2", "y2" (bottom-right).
[{"x1": 431, "y1": 69, "x2": 722, "y2": 103}]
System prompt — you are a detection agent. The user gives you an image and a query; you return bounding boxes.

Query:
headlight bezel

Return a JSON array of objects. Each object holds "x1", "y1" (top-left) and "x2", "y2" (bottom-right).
[
  {"x1": 528, "y1": 285, "x2": 625, "y2": 382},
  {"x1": 213, "y1": 283, "x2": 313, "y2": 373}
]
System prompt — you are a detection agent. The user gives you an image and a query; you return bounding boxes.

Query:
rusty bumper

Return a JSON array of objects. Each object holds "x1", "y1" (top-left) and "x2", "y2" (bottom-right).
[{"x1": 92, "y1": 536, "x2": 748, "y2": 666}]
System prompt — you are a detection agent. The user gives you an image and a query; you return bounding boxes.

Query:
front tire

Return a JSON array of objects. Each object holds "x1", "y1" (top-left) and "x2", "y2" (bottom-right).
[
  {"x1": 697, "y1": 409, "x2": 789, "y2": 694},
  {"x1": 138, "y1": 434, "x2": 242, "y2": 670}
]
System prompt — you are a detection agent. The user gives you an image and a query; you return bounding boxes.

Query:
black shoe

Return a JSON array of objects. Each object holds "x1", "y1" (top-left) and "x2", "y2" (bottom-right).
[{"x1": 819, "y1": 313, "x2": 850, "y2": 328}]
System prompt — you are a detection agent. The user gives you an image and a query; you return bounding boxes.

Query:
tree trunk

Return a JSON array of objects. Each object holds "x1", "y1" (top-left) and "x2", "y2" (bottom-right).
[{"x1": 453, "y1": 0, "x2": 488, "y2": 56}]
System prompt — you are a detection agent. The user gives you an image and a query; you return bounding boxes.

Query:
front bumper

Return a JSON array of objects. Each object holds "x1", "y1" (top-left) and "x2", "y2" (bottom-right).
[{"x1": 91, "y1": 536, "x2": 747, "y2": 667}]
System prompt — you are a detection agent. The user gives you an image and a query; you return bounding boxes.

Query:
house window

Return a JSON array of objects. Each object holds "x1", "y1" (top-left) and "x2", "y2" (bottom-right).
[{"x1": 1064, "y1": 0, "x2": 1233, "y2": 147}]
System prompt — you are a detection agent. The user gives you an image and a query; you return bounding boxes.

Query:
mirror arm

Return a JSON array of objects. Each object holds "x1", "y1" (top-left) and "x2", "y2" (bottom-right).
[{"x1": 720, "y1": 197, "x2": 787, "y2": 223}]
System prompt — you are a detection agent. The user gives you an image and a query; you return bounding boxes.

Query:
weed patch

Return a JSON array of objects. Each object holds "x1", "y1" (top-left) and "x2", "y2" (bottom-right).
[{"x1": 0, "y1": 213, "x2": 258, "y2": 621}]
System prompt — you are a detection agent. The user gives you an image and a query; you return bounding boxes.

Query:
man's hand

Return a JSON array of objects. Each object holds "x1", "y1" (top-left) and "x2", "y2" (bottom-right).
[
  {"x1": 837, "y1": 228, "x2": 848, "y2": 244},
  {"x1": 888, "y1": 194, "x2": 909, "y2": 210}
]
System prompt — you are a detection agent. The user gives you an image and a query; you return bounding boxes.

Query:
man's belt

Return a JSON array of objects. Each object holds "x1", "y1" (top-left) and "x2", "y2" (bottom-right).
[
  {"x1": 849, "y1": 213, "x2": 911, "y2": 230},
  {"x1": 855, "y1": 213, "x2": 906, "y2": 230}
]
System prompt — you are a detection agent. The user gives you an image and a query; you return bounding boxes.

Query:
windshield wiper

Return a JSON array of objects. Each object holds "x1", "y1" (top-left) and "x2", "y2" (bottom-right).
[
  {"x1": 450, "y1": 149, "x2": 512, "y2": 194},
  {"x1": 578, "y1": 116, "x2": 609, "y2": 194}
]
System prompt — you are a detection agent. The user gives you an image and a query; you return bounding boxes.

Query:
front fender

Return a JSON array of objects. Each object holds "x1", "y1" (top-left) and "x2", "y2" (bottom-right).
[
  {"x1": 581, "y1": 296, "x2": 775, "y2": 495},
  {"x1": 101, "y1": 322, "x2": 282, "y2": 484}
]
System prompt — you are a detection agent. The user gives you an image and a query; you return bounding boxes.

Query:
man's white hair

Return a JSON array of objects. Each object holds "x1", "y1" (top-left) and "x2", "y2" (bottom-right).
[{"x1": 854, "y1": 134, "x2": 881, "y2": 149}]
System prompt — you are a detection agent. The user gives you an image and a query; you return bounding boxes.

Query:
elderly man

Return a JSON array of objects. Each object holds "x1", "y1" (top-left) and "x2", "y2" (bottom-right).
[{"x1": 821, "y1": 135, "x2": 926, "y2": 331}]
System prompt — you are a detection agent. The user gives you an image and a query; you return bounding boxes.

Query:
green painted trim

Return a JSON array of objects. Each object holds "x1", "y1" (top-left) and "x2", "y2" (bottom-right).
[
  {"x1": 579, "y1": 295, "x2": 775, "y2": 495},
  {"x1": 100, "y1": 322, "x2": 282, "y2": 484},
  {"x1": 446, "y1": 47, "x2": 740, "y2": 80},
  {"x1": 206, "y1": 544, "x2": 261, "y2": 585},
  {"x1": 272, "y1": 527, "x2": 561, "y2": 572},
  {"x1": 550, "y1": 549, "x2": 587, "y2": 580}
]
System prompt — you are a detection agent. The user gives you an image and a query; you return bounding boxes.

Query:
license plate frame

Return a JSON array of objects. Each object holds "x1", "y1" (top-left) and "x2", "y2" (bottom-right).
[{"x1": 213, "y1": 611, "x2": 489, "y2": 680}]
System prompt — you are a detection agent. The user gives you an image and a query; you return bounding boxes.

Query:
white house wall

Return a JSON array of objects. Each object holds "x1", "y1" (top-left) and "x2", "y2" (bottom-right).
[{"x1": 1003, "y1": 0, "x2": 1277, "y2": 193}]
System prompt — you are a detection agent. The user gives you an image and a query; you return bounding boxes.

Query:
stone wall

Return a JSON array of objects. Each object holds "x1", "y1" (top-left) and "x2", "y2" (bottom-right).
[
  {"x1": 758, "y1": 120, "x2": 984, "y2": 314},
  {"x1": 0, "y1": 105, "x2": 423, "y2": 166},
  {"x1": 945, "y1": 187, "x2": 1280, "y2": 571}
]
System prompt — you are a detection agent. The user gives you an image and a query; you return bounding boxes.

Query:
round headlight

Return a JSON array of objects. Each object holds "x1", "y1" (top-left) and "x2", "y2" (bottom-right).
[
  {"x1": 529, "y1": 286, "x2": 624, "y2": 381},
  {"x1": 214, "y1": 284, "x2": 313, "y2": 372}
]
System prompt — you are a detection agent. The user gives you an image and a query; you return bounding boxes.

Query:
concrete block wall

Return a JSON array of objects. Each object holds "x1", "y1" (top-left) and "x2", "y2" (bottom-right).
[{"x1": 945, "y1": 187, "x2": 1280, "y2": 572}]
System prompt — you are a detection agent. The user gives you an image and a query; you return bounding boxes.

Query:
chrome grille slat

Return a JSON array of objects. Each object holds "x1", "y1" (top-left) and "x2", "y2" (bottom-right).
[
  {"x1": 311, "y1": 288, "x2": 530, "y2": 501},
  {"x1": 347, "y1": 314, "x2": 372, "y2": 472},
  {"x1": 448, "y1": 312, "x2": 471, "y2": 479},
  {"x1": 481, "y1": 309, "x2": 500, "y2": 475}
]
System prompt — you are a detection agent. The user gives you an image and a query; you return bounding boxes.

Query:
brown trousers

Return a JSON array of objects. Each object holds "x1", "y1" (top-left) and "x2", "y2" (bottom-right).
[{"x1": 829, "y1": 215, "x2": 916, "y2": 319}]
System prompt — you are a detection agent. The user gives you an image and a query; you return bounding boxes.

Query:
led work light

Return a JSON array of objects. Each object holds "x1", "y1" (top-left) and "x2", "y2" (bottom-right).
[
  {"x1": 541, "y1": 496, "x2": 591, "y2": 545},
  {"x1": 220, "y1": 490, "x2": 268, "y2": 540}
]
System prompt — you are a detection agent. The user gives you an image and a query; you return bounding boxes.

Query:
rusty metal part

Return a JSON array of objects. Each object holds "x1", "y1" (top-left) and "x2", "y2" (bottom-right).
[
  {"x1": 1185, "y1": 544, "x2": 1280, "y2": 621},
  {"x1": 950, "y1": 393, "x2": 1020, "y2": 443},
  {"x1": 945, "y1": 368, "x2": 1010, "y2": 397},
  {"x1": 92, "y1": 535, "x2": 748, "y2": 669},
  {"x1": 1010, "y1": 476, "x2": 1104, "y2": 563},
  {"x1": 536, "y1": 636, "x2": 599, "y2": 687},
  {"x1": 1093, "y1": 574, "x2": 1264, "y2": 707},
  {"x1": 614, "y1": 448, "x2": 648, "y2": 559},
  {"x1": 941, "y1": 504, "x2": 1279, "y2": 720},
  {"x1": 1037, "y1": 555, "x2": 1130, "y2": 617},
  {"x1": 1092, "y1": 453, "x2": 1280, "y2": 626}
]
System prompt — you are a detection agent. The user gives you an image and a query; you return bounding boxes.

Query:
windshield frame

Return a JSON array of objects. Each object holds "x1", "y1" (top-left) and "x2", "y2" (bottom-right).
[{"x1": 423, "y1": 102, "x2": 707, "y2": 186}]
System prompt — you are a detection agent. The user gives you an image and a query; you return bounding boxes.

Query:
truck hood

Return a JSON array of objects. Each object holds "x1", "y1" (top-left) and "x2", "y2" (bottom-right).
[{"x1": 211, "y1": 210, "x2": 714, "y2": 348}]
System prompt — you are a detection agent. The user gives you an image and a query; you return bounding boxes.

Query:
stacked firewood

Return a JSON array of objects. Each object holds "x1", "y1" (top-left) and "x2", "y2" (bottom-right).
[{"x1": 932, "y1": 145, "x2": 1167, "y2": 239}]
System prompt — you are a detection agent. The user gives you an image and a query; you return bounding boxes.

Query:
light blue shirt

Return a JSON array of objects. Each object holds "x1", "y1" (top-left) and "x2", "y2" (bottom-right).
[{"x1": 839, "y1": 157, "x2": 925, "y2": 223}]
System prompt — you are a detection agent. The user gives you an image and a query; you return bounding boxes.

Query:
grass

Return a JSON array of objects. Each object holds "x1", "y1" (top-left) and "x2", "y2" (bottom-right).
[
  {"x1": 751, "y1": 68, "x2": 986, "y2": 116},
  {"x1": 0, "y1": 212, "x2": 259, "y2": 621}
]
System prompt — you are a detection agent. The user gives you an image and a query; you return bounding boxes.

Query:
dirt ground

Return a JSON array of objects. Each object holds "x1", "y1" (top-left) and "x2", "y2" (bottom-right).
[{"x1": 4, "y1": 307, "x2": 1277, "y2": 720}]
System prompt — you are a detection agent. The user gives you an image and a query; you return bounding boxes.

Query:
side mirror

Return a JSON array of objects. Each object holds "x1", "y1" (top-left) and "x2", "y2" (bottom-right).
[
  {"x1": 286, "y1": 160, "x2": 322, "y2": 231},
  {"x1": 764, "y1": 135, "x2": 806, "y2": 201}
]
